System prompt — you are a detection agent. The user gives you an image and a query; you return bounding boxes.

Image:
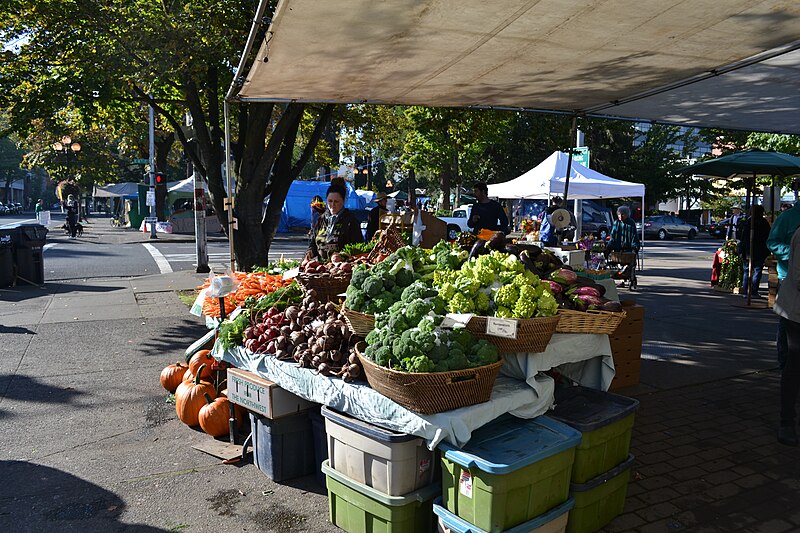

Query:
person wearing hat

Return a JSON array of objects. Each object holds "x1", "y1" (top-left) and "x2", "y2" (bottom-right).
[
  {"x1": 727, "y1": 205, "x2": 743, "y2": 240},
  {"x1": 65, "y1": 194, "x2": 80, "y2": 238},
  {"x1": 365, "y1": 192, "x2": 389, "y2": 242}
]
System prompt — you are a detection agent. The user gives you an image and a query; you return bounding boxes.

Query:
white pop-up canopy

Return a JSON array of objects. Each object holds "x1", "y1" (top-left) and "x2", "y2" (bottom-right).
[{"x1": 488, "y1": 152, "x2": 645, "y2": 200}]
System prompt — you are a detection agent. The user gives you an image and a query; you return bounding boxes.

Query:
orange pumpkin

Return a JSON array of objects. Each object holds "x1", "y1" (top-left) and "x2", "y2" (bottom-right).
[
  {"x1": 188, "y1": 349, "x2": 215, "y2": 380},
  {"x1": 183, "y1": 368, "x2": 194, "y2": 383},
  {"x1": 199, "y1": 393, "x2": 243, "y2": 437},
  {"x1": 160, "y1": 362, "x2": 188, "y2": 393},
  {"x1": 175, "y1": 364, "x2": 216, "y2": 427}
]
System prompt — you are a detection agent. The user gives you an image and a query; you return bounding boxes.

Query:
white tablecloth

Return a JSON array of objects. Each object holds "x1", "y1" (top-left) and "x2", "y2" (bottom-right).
[{"x1": 212, "y1": 332, "x2": 614, "y2": 449}]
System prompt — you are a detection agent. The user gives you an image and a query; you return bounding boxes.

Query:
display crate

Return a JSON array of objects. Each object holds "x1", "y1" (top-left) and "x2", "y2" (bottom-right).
[
  {"x1": 566, "y1": 455, "x2": 634, "y2": 533},
  {"x1": 249, "y1": 410, "x2": 315, "y2": 482}
]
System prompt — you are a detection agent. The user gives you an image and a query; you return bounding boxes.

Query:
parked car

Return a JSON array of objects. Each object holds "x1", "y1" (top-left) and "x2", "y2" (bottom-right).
[
  {"x1": 708, "y1": 218, "x2": 732, "y2": 238},
  {"x1": 638, "y1": 215, "x2": 698, "y2": 240},
  {"x1": 580, "y1": 203, "x2": 613, "y2": 239},
  {"x1": 437, "y1": 205, "x2": 472, "y2": 240}
]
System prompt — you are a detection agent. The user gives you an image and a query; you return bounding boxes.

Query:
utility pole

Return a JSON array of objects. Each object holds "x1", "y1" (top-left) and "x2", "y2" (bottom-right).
[{"x1": 148, "y1": 104, "x2": 157, "y2": 239}]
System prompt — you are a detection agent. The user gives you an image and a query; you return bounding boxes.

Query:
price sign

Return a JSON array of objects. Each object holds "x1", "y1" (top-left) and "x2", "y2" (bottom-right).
[{"x1": 486, "y1": 317, "x2": 518, "y2": 339}]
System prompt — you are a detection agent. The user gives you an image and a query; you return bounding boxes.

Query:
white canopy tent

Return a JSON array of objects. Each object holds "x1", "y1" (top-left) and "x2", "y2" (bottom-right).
[{"x1": 488, "y1": 152, "x2": 645, "y2": 201}]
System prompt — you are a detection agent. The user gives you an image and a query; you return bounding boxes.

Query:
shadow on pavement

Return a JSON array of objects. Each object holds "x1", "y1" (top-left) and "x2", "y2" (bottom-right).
[
  {"x1": 0, "y1": 326, "x2": 36, "y2": 335},
  {"x1": 0, "y1": 374, "x2": 86, "y2": 405},
  {"x1": 0, "y1": 460, "x2": 169, "y2": 532},
  {"x1": 137, "y1": 318, "x2": 209, "y2": 354}
]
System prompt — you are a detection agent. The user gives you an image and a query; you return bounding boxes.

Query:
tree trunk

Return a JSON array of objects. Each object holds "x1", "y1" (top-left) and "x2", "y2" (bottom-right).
[{"x1": 440, "y1": 167, "x2": 452, "y2": 211}]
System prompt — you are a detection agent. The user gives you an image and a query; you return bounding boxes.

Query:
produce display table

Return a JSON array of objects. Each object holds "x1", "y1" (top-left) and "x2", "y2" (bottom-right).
[{"x1": 212, "y1": 333, "x2": 614, "y2": 449}]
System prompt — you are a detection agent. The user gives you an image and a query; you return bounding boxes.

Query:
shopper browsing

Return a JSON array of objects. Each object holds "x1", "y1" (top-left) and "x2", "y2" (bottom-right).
[{"x1": 468, "y1": 182, "x2": 509, "y2": 235}]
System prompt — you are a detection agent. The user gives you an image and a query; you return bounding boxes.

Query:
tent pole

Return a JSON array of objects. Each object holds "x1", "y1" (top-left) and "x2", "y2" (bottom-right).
[
  {"x1": 746, "y1": 174, "x2": 755, "y2": 307},
  {"x1": 224, "y1": 100, "x2": 236, "y2": 272},
  {"x1": 562, "y1": 116, "x2": 577, "y2": 204}
]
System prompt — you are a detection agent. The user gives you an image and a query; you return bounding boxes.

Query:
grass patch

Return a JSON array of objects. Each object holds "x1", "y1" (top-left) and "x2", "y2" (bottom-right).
[{"x1": 176, "y1": 289, "x2": 197, "y2": 307}]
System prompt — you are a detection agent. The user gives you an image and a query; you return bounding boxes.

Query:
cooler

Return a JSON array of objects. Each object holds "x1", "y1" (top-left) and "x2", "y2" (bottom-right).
[
  {"x1": 322, "y1": 460, "x2": 439, "y2": 533},
  {"x1": 548, "y1": 386, "x2": 639, "y2": 483},
  {"x1": 566, "y1": 455, "x2": 634, "y2": 533},
  {"x1": 439, "y1": 415, "x2": 581, "y2": 533},
  {"x1": 248, "y1": 410, "x2": 315, "y2": 482},
  {"x1": 322, "y1": 406, "x2": 435, "y2": 496}
]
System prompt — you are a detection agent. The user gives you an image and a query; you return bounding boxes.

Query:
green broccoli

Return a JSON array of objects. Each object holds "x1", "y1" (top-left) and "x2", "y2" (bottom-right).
[
  {"x1": 395, "y1": 268, "x2": 417, "y2": 288},
  {"x1": 365, "y1": 328, "x2": 382, "y2": 345},
  {"x1": 429, "y1": 342, "x2": 449, "y2": 362},
  {"x1": 388, "y1": 312, "x2": 409, "y2": 334},
  {"x1": 373, "y1": 293, "x2": 393, "y2": 313},
  {"x1": 496, "y1": 306, "x2": 514, "y2": 318},
  {"x1": 345, "y1": 285, "x2": 366, "y2": 311},
  {"x1": 402, "y1": 355, "x2": 435, "y2": 373},
  {"x1": 430, "y1": 295, "x2": 447, "y2": 315},
  {"x1": 363, "y1": 276, "x2": 384, "y2": 297},
  {"x1": 401, "y1": 281, "x2": 436, "y2": 303},
  {"x1": 410, "y1": 329, "x2": 436, "y2": 352},
  {"x1": 448, "y1": 328, "x2": 474, "y2": 350},
  {"x1": 374, "y1": 346, "x2": 393, "y2": 366},
  {"x1": 351, "y1": 264, "x2": 370, "y2": 287},
  {"x1": 470, "y1": 340, "x2": 499, "y2": 367},
  {"x1": 438, "y1": 282, "x2": 457, "y2": 301},
  {"x1": 406, "y1": 300, "x2": 434, "y2": 326},
  {"x1": 513, "y1": 285, "x2": 538, "y2": 319},
  {"x1": 445, "y1": 348, "x2": 470, "y2": 371},
  {"x1": 475, "y1": 291, "x2": 491, "y2": 313}
]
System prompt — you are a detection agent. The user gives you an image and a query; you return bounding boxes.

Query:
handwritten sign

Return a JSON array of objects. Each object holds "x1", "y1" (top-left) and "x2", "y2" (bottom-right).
[{"x1": 486, "y1": 317, "x2": 518, "y2": 339}]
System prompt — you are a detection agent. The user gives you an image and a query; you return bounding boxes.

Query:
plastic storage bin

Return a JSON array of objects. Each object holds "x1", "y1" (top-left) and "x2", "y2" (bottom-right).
[
  {"x1": 12, "y1": 223, "x2": 47, "y2": 285},
  {"x1": 249, "y1": 411, "x2": 315, "y2": 482},
  {"x1": 322, "y1": 406, "x2": 435, "y2": 496},
  {"x1": 439, "y1": 415, "x2": 581, "y2": 533},
  {"x1": 566, "y1": 455, "x2": 634, "y2": 533},
  {"x1": 548, "y1": 386, "x2": 639, "y2": 483},
  {"x1": 309, "y1": 407, "x2": 328, "y2": 487},
  {"x1": 434, "y1": 497, "x2": 574, "y2": 533},
  {"x1": 322, "y1": 460, "x2": 439, "y2": 533}
]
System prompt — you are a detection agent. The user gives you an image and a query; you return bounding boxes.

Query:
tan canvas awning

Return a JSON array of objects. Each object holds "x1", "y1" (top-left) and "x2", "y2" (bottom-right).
[{"x1": 238, "y1": 0, "x2": 800, "y2": 133}]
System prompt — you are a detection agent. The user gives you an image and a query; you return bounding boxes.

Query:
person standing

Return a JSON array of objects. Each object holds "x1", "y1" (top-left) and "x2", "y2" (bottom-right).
[
  {"x1": 768, "y1": 203, "x2": 800, "y2": 370},
  {"x1": 306, "y1": 181, "x2": 363, "y2": 262},
  {"x1": 739, "y1": 204, "x2": 771, "y2": 298},
  {"x1": 65, "y1": 194, "x2": 80, "y2": 239},
  {"x1": 365, "y1": 192, "x2": 388, "y2": 242},
  {"x1": 34, "y1": 199, "x2": 43, "y2": 222},
  {"x1": 309, "y1": 195, "x2": 325, "y2": 233},
  {"x1": 468, "y1": 182, "x2": 508, "y2": 235},
  {"x1": 773, "y1": 225, "x2": 800, "y2": 446},
  {"x1": 727, "y1": 205, "x2": 744, "y2": 240}
]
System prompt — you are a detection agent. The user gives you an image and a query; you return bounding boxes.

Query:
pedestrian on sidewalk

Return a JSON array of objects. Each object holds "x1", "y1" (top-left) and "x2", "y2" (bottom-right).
[
  {"x1": 34, "y1": 199, "x2": 43, "y2": 222},
  {"x1": 738, "y1": 204, "x2": 771, "y2": 299},
  {"x1": 773, "y1": 225, "x2": 800, "y2": 446},
  {"x1": 767, "y1": 203, "x2": 800, "y2": 369},
  {"x1": 65, "y1": 195, "x2": 79, "y2": 239}
]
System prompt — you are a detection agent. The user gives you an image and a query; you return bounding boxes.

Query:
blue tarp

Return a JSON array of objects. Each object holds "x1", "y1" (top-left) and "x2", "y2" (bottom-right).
[{"x1": 279, "y1": 180, "x2": 367, "y2": 232}]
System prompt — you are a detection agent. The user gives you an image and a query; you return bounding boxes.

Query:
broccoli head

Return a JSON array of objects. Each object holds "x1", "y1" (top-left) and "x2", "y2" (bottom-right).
[
  {"x1": 401, "y1": 281, "x2": 437, "y2": 303},
  {"x1": 406, "y1": 300, "x2": 434, "y2": 326},
  {"x1": 395, "y1": 268, "x2": 417, "y2": 288},
  {"x1": 444, "y1": 348, "x2": 470, "y2": 371},
  {"x1": 470, "y1": 340, "x2": 499, "y2": 366},
  {"x1": 374, "y1": 346, "x2": 394, "y2": 367},
  {"x1": 363, "y1": 276, "x2": 384, "y2": 297},
  {"x1": 429, "y1": 342, "x2": 449, "y2": 362},
  {"x1": 494, "y1": 284, "x2": 520, "y2": 308},
  {"x1": 448, "y1": 328, "x2": 474, "y2": 350},
  {"x1": 365, "y1": 328, "x2": 382, "y2": 346},
  {"x1": 402, "y1": 355, "x2": 435, "y2": 373},
  {"x1": 388, "y1": 312, "x2": 409, "y2": 334},
  {"x1": 351, "y1": 265, "x2": 370, "y2": 287},
  {"x1": 448, "y1": 292, "x2": 475, "y2": 314},
  {"x1": 345, "y1": 285, "x2": 366, "y2": 311},
  {"x1": 430, "y1": 295, "x2": 447, "y2": 315}
]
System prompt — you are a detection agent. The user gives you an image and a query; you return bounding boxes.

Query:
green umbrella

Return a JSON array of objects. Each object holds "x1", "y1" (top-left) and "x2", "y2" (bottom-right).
[
  {"x1": 679, "y1": 148, "x2": 800, "y2": 178},
  {"x1": 681, "y1": 149, "x2": 800, "y2": 307}
]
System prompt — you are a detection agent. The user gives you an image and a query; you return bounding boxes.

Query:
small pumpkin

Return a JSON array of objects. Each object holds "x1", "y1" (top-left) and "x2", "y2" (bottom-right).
[
  {"x1": 188, "y1": 349, "x2": 215, "y2": 380},
  {"x1": 160, "y1": 361, "x2": 188, "y2": 393},
  {"x1": 175, "y1": 364, "x2": 216, "y2": 427},
  {"x1": 199, "y1": 393, "x2": 243, "y2": 437}
]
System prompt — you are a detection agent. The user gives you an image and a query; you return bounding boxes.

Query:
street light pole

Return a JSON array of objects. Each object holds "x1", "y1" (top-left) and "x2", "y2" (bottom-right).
[
  {"x1": 148, "y1": 104, "x2": 157, "y2": 239},
  {"x1": 52, "y1": 136, "x2": 82, "y2": 215}
]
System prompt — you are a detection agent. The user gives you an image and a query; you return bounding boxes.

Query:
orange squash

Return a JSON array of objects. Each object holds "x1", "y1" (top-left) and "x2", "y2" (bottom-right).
[
  {"x1": 160, "y1": 362, "x2": 188, "y2": 393},
  {"x1": 199, "y1": 393, "x2": 243, "y2": 437},
  {"x1": 175, "y1": 364, "x2": 216, "y2": 427},
  {"x1": 188, "y1": 349, "x2": 215, "y2": 380}
]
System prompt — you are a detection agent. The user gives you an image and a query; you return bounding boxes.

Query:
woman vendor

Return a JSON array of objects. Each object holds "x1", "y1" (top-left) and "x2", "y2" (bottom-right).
[{"x1": 306, "y1": 180, "x2": 363, "y2": 262}]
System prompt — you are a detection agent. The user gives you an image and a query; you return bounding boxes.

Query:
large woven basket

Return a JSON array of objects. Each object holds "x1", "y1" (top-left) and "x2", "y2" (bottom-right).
[
  {"x1": 296, "y1": 272, "x2": 351, "y2": 303},
  {"x1": 366, "y1": 227, "x2": 406, "y2": 264},
  {"x1": 465, "y1": 315, "x2": 560, "y2": 354},
  {"x1": 556, "y1": 309, "x2": 626, "y2": 334},
  {"x1": 341, "y1": 305, "x2": 375, "y2": 337},
  {"x1": 355, "y1": 343, "x2": 504, "y2": 415}
]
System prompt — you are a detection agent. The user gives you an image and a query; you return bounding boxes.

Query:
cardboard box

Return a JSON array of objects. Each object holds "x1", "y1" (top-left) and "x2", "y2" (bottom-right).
[
  {"x1": 609, "y1": 301, "x2": 644, "y2": 389},
  {"x1": 227, "y1": 368, "x2": 315, "y2": 419},
  {"x1": 610, "y1": 359, "x2": 641, "y2": 390},
  {"x1": 613, "y1": 302, "x2": 644, "y2": 336}
]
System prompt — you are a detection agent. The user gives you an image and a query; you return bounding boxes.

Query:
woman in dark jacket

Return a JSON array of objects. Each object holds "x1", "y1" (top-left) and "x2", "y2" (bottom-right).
[
  {"x1": 740, "y1": 204, "x2": 771, "y2": 298},
  {"x1": 306, "y1": 182, "x2": 363, "y2": 262}
]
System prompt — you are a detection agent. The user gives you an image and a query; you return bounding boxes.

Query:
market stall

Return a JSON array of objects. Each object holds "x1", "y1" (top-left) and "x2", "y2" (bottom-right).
[{"x1": 167, "y1": 234, "x2": 637, "y2": 533}]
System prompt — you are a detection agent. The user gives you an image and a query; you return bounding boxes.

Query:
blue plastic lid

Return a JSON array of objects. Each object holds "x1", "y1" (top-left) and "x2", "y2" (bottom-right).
[
  {"x1": 321, "y1": 405, "x2": 418, "y2": 443},
  {"x1": 438, "y1": 415, "x2": 582, "y2": 475},
  {"x1": 549, "y1": 386, "x2": 639, "y2": 432},
  {"x1": 433, "y1": 496, "x2": 575, "y2": 533}
]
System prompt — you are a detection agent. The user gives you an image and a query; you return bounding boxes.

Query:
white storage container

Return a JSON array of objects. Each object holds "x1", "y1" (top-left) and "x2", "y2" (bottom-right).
[{"x1": 322, "y1": 406, "x2": 435, "y2": 496}]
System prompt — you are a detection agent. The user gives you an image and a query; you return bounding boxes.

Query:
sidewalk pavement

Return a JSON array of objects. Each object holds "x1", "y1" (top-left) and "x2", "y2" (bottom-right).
[{"x1": 2, "y1": 242, "x2": 800, "y2": 531}]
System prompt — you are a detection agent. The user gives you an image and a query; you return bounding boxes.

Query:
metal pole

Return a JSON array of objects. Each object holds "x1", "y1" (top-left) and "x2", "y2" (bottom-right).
[
  {"x1": 193, "y1": 167, "x2": 210, "y2": 273},
  {"x1": 573, "y1": 128, "x2": 583, "y2": 240},
  {"x1": 148, "y1": 104, "x2": 157, "y2": 239},
  {"x1": 224, "y1": 101, "x2": 235, "y2": 272},
  {"x1": 562, "y1": 116, "x2": 577, "y2": 203},
  {"x1": 747, "y1": 175, "x2": 756, "y2": 307}
]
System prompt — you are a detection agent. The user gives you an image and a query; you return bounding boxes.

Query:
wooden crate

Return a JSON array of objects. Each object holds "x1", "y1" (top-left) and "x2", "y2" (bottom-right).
[{"x1": 609, "y1": 301, "x2": 644, "y2": 389}]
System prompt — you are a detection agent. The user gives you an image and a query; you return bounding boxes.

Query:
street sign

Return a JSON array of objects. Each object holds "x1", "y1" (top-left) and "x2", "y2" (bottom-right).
[
  {"x1": 572, "y1": 147, "x2": 590, "y2": 168},
  {"x1": 133, "y1": 158, "x2": 149, "y2": 165},
  {"x1": 146, "y1": 190, "x2": 156, "y2": 207}
]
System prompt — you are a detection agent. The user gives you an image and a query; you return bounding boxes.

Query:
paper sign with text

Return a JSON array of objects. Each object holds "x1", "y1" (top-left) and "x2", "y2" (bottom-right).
[{"x1": 486, "y1": 317, "x2": 518, "y2": 339}]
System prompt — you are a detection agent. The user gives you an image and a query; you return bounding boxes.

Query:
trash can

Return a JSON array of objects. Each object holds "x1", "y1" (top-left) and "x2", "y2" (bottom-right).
[
  {"x1": 0, "y1": 234, "x2": 14, "y2": 288},
  {"x1": 12, "y1": 223, "x2": 47, "y2": 285}
]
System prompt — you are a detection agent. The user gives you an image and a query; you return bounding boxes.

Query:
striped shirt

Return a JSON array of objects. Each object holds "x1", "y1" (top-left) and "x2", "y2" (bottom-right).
[{"x1": 608, "y1": 218, "x2": 639, "y2": 251}]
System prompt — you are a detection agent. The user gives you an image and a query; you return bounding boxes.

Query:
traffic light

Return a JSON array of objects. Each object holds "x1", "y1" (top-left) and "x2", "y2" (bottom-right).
[
  {"x1": 154, "y1": 173, "x2": 167, "y2": 221},
  {"x1": 154, "y1": 173, "x2": 167, "y2": 188}
]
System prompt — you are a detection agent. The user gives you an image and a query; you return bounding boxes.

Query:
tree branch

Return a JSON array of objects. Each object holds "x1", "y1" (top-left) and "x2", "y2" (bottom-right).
[{"x1": 290, "y1": 104, "x2": 335, "y2": 179}]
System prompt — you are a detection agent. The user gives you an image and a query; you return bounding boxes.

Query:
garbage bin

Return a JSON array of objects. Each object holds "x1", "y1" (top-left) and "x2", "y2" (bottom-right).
[
  {"x1": 12, "y1": 223, "x2": 48, "y2": 285},
  {"x1": 0, "y1": 234, "x2": 14, "y2": 288}
]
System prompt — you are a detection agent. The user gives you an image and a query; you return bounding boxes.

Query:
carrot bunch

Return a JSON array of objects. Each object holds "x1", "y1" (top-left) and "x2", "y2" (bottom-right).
[{"x1": 197, "y1": 271, "x2": 293, "y2": 317}]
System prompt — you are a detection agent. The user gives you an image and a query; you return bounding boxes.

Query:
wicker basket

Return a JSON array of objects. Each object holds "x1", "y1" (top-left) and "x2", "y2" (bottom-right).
[
  {"x1": 465, "y1": 315, "x2": 560, "y2": 354},
  {"x1": 366, "y1": 227, "x2": 406, "y2": 264},
  {"x1": 355, "y1": 343, "x2": 504, "y2": 415},
  {"x1": 296, "y1": 272, "x2": 351, "y2": 303},
  {"x1": 341, "y1": 305, "x2": 375, "y2": 337},
  {"x1": 556, "y1": 309, "x2": 626, "y2": 334}
]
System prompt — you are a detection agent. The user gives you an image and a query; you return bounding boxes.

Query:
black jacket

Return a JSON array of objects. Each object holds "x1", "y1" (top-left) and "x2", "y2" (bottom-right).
[
  {"x1": 307, "y1": 208, "x2": 363, "y2": 262},
  {"x1": 739, "y1": 216, "x2": 771, "y2": 263}
]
